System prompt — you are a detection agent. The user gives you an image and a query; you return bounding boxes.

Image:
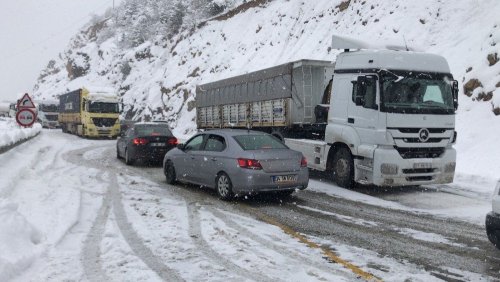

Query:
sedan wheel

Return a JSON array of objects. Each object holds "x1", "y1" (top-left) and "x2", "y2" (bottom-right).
[
  {"x1": 125, "y1": 149, "x2": 134, "y2": 165},
  {"x1": 216, "y1": 173, "x2": 233, "y2": 201},
  {"x1": 487, "y1": 228, "x2": 500, "y2": 250},
  {"x1": 165, "y1": 161, "x2": 177, "y2": 184}
]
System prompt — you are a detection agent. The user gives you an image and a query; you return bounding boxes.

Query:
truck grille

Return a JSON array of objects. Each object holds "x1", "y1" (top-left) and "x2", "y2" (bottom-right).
[
  {"x1": 388, "y1": 127, "x2": 453, "y2": 145},
  {"x1": 396, "y1": 128, "x2": 448, "y2": 134},
  {"x1": 92, "y1": 118, "x2": 117, "y2": 127},
  {"x1": 395, "y1": 147, "x2": 445, "y2": 159}
]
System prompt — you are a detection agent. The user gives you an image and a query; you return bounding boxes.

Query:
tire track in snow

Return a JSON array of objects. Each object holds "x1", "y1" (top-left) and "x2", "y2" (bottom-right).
[
  {"x1": 207, "y1": 207, "x2": 351, "y2": 278},
  {"x1": 81, "y1": 171, "x2": 111, "y2": 282},
  {"x1": 108, "y1": 172, "x2": 184, "y2": 282},
  {"x1": 66, "y1": 145, "x2": 183, "y2": 281},
  {"x1": 186, "y1": 201, "x2": 275, "y2": 282}
]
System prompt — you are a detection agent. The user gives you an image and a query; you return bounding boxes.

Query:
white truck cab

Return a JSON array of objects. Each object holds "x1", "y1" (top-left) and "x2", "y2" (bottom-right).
[
  {"x1": 486, "y1": 180, "x2": 500, "y2": 249},
  {"x1": 36, "y1": 100, "x2": 59, "y2": 128},
  {"x1": 286, "y1": 36, "x2": 458, "y2": 187}
]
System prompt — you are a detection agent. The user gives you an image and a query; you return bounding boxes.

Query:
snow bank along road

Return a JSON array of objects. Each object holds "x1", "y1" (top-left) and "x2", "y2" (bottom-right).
[{"x1": 1, "y1": 130, "x2": 499, "y2": 281}]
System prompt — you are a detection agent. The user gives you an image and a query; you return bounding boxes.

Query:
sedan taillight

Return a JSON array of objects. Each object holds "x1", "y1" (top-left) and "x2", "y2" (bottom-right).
[
  {"x1": 167, "y1": 137, "x2": 178, "y2": 145},
  {"x1": 300, "y1": 156, "x2": 307, "y2": 167},
  {"x1": 133, "y1": 138, "x2": 148, "y2": 145},
  {"x1": 237, "y1": 158, "x2": 262, "y2": 170}
]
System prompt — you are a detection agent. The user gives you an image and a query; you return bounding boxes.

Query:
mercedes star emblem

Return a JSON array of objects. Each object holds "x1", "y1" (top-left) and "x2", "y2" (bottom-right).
[{"x1": 418, "y1": 128, "x2": 430, "y2": 142}]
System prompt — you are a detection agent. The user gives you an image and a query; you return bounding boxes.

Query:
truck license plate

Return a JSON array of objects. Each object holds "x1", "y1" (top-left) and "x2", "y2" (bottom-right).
[
  {"x1": 272, "y1": 175, "x2": 297, "y2": 183},
  {"x1": 413, "y1": 162, "x2": 432, "y2": 169}
]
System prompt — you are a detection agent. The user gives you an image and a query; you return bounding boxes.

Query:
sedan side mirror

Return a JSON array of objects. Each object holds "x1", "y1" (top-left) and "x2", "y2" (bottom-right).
[{"x1": 177, "y1": 143, "x2": 185, "y2": 150}]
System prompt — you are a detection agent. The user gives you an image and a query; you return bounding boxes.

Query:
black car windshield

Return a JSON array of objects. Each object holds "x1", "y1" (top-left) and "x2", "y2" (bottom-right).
[
  {"x1": 380, "y1": 70, "x2": 455, "y2": 115},
  {"x1": 135, "y1": 125, "x2": 172, "y2": 136},
  {"x1": 88, "y1": 102, "x2": 120, "y2": 113},
  {"x1": 234, "y1": 135, "x2": 288, "y2": 150}
]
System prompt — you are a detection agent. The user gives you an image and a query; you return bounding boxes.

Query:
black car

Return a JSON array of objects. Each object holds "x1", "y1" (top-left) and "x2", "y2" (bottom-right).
[{"x1": 116, "y1": 122, "x2": 177, "y2": 165}]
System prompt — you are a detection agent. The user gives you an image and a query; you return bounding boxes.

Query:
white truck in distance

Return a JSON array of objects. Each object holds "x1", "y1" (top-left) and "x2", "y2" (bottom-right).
[
  {"x1": 36, "y1": 100, "x2": 59, "y2": 128},
  {"x1": 196, "y1": 36, "x2": 458, "y2": 187}
]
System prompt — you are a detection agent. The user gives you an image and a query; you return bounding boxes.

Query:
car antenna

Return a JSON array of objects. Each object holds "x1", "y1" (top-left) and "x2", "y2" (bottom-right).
[{"x1": 403, "y1": 35, "x2": 409, "y2": 51}]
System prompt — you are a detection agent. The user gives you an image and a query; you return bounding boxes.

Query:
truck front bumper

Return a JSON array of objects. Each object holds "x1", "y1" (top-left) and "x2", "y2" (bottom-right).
[
  {"x1": 85, "y1": 125, "x2": 120, "y2": 138},
  {"x1": 370, "y1": 146, "x2": 456, "y2": 186}
]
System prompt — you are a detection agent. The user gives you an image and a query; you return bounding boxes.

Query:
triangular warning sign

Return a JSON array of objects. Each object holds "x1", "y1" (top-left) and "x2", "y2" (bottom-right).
[{"x1": 17, "y1": 93, "x2": 35, "y2": 108}]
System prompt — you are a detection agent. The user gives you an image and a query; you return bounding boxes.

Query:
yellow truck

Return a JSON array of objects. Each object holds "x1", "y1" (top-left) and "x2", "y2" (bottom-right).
[{"x1": 58, "y1": 87, "x2": 120, "y2": 138}]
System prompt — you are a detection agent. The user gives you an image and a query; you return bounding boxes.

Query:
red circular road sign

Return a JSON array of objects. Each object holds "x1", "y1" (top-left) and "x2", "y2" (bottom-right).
[{"x1": 16, "y1": 108, "x2": 37, "y2": 127}]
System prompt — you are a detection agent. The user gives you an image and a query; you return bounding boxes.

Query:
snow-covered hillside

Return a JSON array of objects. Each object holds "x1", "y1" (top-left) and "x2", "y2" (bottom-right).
[{"x1": 33, "y1": 0, "x2": 500, "y2": 179}]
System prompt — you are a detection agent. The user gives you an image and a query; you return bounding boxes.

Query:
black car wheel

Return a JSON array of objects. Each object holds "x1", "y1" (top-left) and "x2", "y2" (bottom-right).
[
  {"x1": 216, "y1": 172, "x2": 234, "y2": 201},
  {"x1": 332, "y1": 147, "x2": 354, "y2": 188},
  {"x1": 487, "y1": 228, "x2": 500, "y2": 250},
  {"x1": 165, "y1": 161, "x2": 177, "y2": 184},
  {"x1": 125, "y1": 148, "x2": 134, "y2": 165},
  {"x1": 116, "y1": 146, "x2": 121, "y2": 159}
]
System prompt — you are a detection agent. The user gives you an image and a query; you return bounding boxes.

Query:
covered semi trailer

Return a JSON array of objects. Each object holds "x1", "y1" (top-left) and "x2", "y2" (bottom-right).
[{"x1": 196, "y1": 60, "x2": 335, "y2": 139}]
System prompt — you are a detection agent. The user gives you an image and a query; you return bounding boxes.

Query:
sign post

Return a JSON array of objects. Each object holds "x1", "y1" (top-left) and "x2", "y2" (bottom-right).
[{"x1": 16, "y1": 93, "x2": 37, "y2": 127}]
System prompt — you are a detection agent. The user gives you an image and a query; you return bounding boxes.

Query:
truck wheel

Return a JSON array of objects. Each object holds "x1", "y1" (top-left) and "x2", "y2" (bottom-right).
[
  {"x1": 216, "y1": 172, "x2": 234, "y2": 201},
  {"x1": 332, "y1": 147, "x2": 354, "y2": 188}
]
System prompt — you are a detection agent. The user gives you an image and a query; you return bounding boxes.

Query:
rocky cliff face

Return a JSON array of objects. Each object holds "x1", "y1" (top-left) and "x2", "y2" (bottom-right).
[{"x1": 33, "y1": 0, "x2": 500, "y2": 137}]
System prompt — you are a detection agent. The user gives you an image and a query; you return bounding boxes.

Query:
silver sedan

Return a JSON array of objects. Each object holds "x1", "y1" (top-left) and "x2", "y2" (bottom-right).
[{"x1": 163, "y1": 129, "x2": 308, "y2": 200}]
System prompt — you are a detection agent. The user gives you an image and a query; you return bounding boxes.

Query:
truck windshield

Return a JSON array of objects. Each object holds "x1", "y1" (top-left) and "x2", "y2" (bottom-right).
[
  {"x1": 45, "y1": 114, "x2": 58, "y2": 121},
  {"x1": 39, "y1": 104, "x2": 58, "y2": 112},
  {"x1": 88, "y1": 102, "x2": 119, "y2": 113},
  {"x1": 380, "y1": 70, "x2": 455, "y2": 115}
]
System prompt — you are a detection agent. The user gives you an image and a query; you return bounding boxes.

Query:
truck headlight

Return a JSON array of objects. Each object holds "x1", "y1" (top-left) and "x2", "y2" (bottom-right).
[
  {"x1": 444, "y1": 162, "x2": 456, "y2": 173},
  {"x1": 381, "y1": 163, "x2": 398, "y2": 175}
]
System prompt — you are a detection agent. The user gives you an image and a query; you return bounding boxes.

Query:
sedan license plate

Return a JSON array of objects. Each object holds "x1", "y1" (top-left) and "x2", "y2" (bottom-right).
[
  {"x1": 413, "y1": 162, "x2": 432, "y2": 169},
  {"x1": 150, "y1": 143, "x2": 165, "y2": 147},
  {"x1": 272, "y1": 175, "x2": 297, "y2": 183}
]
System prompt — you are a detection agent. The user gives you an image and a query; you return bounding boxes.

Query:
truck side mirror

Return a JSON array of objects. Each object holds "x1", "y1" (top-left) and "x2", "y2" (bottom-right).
[{"x1": 452, "y1": 80, "x2": 458, "y2": 110}]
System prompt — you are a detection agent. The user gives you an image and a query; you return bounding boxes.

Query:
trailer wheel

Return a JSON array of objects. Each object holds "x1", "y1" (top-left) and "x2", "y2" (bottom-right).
[{"x1": 332, "y1": 147, "x2": 354, "y2": 188}]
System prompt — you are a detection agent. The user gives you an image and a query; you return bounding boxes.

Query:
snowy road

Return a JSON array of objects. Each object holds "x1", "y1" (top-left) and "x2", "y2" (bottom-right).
[{"x1": 1, "y1": 130, "x2": 499, "y2": 281}]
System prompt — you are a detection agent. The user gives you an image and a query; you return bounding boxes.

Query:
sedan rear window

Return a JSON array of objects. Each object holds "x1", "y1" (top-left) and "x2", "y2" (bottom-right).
[
  {"x1": 135, "y1": 125, "x2": 172, "y2": 136},
  {"x1": 233, "y1": 135, "x2": 287, "y2": 150}
]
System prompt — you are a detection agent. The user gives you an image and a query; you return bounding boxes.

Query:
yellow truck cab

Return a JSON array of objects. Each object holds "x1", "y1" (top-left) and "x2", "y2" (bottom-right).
[{"x1": 59, "y1": 87, "x2": 120, "y2": 138}]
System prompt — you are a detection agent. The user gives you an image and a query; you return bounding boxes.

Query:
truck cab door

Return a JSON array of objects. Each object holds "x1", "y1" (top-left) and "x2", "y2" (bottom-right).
[{"x1": 348, "y1": 75, "x2": 381, "y2": 143}]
